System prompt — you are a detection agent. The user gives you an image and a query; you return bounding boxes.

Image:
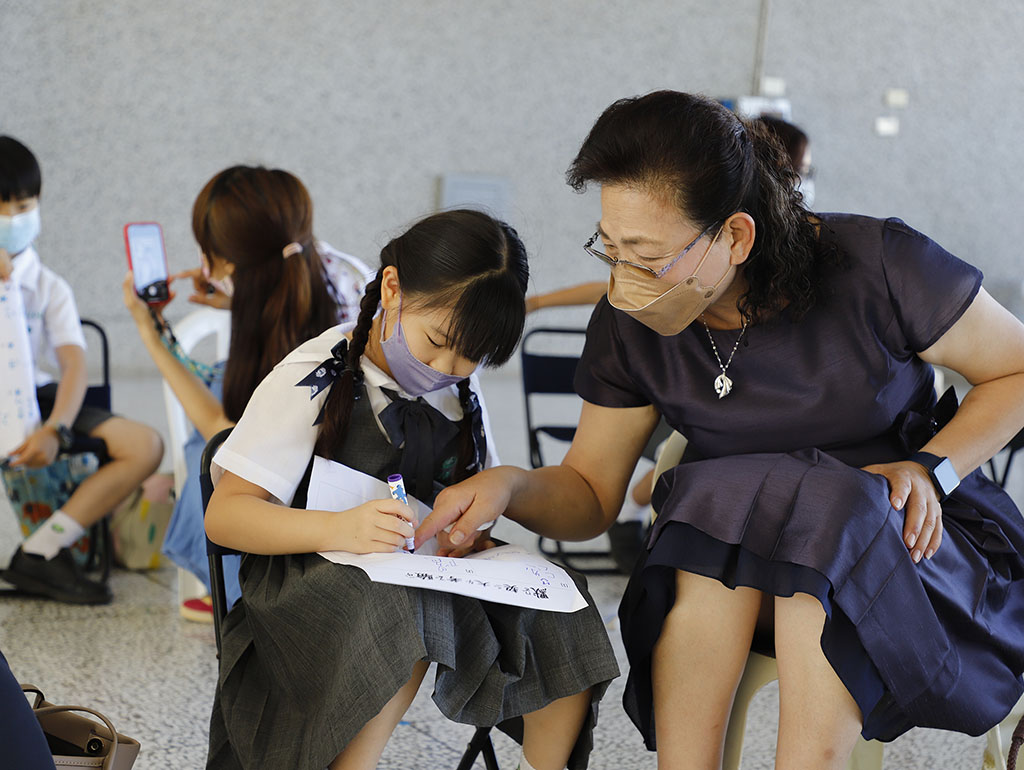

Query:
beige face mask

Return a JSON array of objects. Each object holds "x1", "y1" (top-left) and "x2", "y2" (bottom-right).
[{"x1": 607, "y1": 226, "x2": 729, "y2": 336}]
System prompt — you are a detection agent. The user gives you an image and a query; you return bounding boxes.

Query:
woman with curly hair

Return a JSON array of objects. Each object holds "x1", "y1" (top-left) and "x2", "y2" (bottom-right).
[{"x1": 420, "y1": 91, "x2": 1024, "y2": 768}]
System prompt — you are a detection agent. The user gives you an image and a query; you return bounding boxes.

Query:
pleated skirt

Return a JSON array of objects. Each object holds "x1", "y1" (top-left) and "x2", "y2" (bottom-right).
[
  {"x1": 620, "y1": 448, "x2": 1024, "y2": 749},
  {"x1": 207, "y1": 552, "x2": 619, "y2": 770}
]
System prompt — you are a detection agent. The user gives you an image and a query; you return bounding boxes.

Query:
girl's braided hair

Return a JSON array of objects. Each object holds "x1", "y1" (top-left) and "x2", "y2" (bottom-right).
[{"x1": 314, "y1": 210, "x2": 529, "y2": 459}]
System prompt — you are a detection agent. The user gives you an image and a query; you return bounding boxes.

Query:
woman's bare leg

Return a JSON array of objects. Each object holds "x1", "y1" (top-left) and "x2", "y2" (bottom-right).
[
  {"x1": 774, "y1": 593, "x2": 863, "y2": 769},
  {"x1": 520, "y1": 689, "x2": 593, "y2": 769},
  {"x1": 329, "y1": 659, "x2": 430, "y2": 770},
  {"x1": 652, "y1": 570, "x2": 761, "y2": 770}
]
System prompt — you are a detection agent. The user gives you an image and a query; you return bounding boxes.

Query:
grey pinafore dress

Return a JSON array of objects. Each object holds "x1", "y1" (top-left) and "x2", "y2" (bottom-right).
[{"x1": 207, "y1": 374, "x2": 619, "y2": 769}]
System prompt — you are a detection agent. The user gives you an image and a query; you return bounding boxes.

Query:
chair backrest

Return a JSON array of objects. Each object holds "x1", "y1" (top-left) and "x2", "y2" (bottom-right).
[
  {"x1": 520, "y1": 327, "x2": 587, "y2": 468},
  {"x1": 200, "y1": 427, "x2": 234, "y2": 543},
  {"x1": 79, "y1": 319, "x2": 111, "y2": 412},
  {"x1": 200, "y1": 426, "x2": 235, "y2": 658},
  {"x1": 162, "y1": 308, "x2": 232, "y2": 497},
  {"x1": 651, "y1": 431, "x2": 689, "y2": 515}
]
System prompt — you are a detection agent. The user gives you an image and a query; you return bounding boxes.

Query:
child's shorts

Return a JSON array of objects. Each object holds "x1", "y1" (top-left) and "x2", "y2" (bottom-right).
[{"x1": 36, "y1": 384, "x2": 114, "y2": 436}]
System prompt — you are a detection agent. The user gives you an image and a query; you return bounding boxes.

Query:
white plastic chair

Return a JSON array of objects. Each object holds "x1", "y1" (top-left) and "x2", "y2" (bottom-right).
[
  {"x1": 160, "y1": 307, "x2": 231, "y2": 601},
  {"x1": 162, "y1": 307, "x2": 232, "y2": 497},
  {"x1": 984, "y1": 697, "x2": 1024, "y2": 769}
]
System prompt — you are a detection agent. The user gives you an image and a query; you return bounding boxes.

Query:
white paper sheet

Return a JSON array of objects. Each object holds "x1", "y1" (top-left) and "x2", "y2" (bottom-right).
[
  {"x1": 0, "y1": 279, "x2": 40, "y2": 458},
  {"x1": 309, "y1": 457, "x2": 588, "y2": 613}
]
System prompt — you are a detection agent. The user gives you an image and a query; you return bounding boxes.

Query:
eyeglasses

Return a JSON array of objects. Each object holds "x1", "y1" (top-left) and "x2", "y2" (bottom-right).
[{"x1": 583, "y1": 225, "x2": 713, "y2": 279}]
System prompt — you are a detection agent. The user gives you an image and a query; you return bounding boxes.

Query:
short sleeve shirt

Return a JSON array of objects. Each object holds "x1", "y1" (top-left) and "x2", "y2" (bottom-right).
[
  {"x1": 574, "y1": 214, "x2": 983, "y2": 460},
  {"x1": 12, "y1": 246, "x2": 87, "y2": 386},
  {"x1": 214, "y1": 323, "x2": 499, "y2": 505}
]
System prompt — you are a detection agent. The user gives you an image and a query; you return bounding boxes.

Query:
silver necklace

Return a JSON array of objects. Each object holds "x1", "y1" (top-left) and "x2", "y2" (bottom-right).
[{"x1": 701, "y1": 315, "x2": 748, "y2": 399}]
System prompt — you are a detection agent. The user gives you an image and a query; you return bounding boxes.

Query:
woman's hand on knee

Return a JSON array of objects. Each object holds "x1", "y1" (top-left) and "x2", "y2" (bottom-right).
[{"x1": 862, "y1": 461, "x2": 943, "y2": 562}]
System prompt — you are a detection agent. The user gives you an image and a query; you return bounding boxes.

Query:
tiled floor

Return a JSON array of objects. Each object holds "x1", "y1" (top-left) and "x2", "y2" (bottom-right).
[{"x1": 0, "y1": 369, "x2": 1012, "y2": 768}]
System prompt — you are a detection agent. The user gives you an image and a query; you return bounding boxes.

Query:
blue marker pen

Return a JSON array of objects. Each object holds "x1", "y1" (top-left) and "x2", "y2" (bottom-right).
[{"x1": 387, "y1": 474, "x2": 416, "y2": 553}]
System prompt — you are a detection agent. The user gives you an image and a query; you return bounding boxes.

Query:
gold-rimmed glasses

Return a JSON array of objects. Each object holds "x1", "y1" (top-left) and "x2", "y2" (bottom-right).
[{"x1": 583, "y1": 225, "x2": 713, "y2": 279}]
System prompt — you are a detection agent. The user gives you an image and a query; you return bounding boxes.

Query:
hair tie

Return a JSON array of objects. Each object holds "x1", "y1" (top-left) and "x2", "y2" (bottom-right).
[{"x1": 282, "y1": 242, "x2": 303, "y2": 259}]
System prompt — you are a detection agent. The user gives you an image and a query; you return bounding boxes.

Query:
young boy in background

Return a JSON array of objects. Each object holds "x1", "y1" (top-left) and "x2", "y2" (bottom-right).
[{"x1": 0, "y1": 135, "x2": 163, "y2": 604}]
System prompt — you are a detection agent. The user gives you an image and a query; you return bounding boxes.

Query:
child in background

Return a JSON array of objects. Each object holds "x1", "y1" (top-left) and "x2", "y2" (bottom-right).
[
  {"x1": 205, "y1": 209, "x2": 619, "y2": 770},
  {"x1": 0, "y1": 136, "x2": 163, "y2": 604}
]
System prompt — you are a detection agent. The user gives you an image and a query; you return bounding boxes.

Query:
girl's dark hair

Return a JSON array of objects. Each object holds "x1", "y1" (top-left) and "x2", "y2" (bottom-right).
[
  {"x1": 757, "y1": 116, "x2": 809, "y2": 171},
  {"x1": 0, "y1": 136, "x2": 42, "y2": 201},
  {"x1": 192, "y1": 165, "x2": 338, "y2": 421},
  {"x1": 566, "y1": 90, "x2": 840, "y2": 323},
  {"x1": 314, "y1": 209, "x2": 529, "y2": 458}
]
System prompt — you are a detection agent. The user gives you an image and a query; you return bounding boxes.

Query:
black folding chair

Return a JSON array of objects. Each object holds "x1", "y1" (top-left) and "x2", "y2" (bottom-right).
[
  {"x1": 521, "y1": 327, "x2": 617, "y2": 574},
  {"x1": 80, "y1": 319, "x2": 112, "y2": 415},
  {"x1": 0, "y1": 319, "x2": 115, "y2": 594},
  {"x1": 988, "y1": 427, "x2": 1024, "y2": 489},
  {"x1": 199, "y1": 427, "x2": 235, "y2": 659},
  {"x1": 199, "y1": 428, "x2": 503, "y2": 767},
  {"x1": 76, "y1": 319, "x2": 113, "y2": 579}
]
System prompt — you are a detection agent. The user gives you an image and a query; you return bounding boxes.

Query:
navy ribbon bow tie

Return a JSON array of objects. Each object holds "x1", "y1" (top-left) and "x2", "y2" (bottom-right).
[
  {"x1": 378, "y1": 389, "x2": 460, "y2": 503},
  {"x1": 294, "y1": 339, "x2": 360, "y2": 425}
]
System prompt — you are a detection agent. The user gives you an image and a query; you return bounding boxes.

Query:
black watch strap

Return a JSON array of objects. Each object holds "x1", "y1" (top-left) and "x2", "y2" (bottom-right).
[
  {"x1": 908, "y1": 451, "x2": 960, "y2": 501},
  {"x1": 47, "y1": 422, "x2": 75, "y2": 452}
]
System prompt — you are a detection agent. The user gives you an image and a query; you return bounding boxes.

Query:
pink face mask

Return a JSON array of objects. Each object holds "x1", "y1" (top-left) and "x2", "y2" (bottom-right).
[
  {"x1": 607, "y1": 225, "x2": 728, "y2": 336},
  {"x1": 200, "y1": 255, "x2": 234, "y2": 298}
]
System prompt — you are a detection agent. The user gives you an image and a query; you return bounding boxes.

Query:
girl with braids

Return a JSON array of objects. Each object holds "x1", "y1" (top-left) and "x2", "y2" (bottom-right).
[
  {"x1": 420, "y1": 91, "x2": 1024, "y2": 768},
  {"x1": 204, "y1": 209, "x2": 619, "y2": 770},
  {"x1": 123, "y1": 165, "x2": 371, "y2": 618}
]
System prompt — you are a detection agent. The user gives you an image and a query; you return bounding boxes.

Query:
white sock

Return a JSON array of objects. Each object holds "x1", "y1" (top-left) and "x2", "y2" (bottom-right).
[
  {"x1": 22, "y1": 511, "x2": 86, "y2": 559},
  {"x1": 517, "y1": 752, "x2": 540, "y2": 770}
]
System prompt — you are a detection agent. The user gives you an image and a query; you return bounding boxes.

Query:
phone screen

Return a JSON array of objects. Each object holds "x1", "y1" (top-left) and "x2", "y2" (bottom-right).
[{"x1": 127, "y1": 223, "x2": 166, "y2": 290}]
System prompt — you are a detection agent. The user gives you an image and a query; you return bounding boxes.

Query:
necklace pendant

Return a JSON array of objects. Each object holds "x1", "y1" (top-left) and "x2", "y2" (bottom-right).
[{"x1": 714, "y1": 373, "x2": 733, "y2": 399}]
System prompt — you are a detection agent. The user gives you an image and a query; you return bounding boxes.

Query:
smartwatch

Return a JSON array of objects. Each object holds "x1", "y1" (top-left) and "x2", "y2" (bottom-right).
[
  {"x1": 46, "y1": 421, "x2": 75, "y2": 452},
  {"x1": 908, "y1": 451, "x2": 960, "y2": 501}
]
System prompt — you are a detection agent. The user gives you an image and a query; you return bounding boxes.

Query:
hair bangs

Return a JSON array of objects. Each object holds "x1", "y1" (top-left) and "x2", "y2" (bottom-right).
[
  {"x1": 443, "y1": 271, "x2": 526, "y2": 367},
  {"x1": 0, "y1": 137, "x2": 41, "y2": 202}
]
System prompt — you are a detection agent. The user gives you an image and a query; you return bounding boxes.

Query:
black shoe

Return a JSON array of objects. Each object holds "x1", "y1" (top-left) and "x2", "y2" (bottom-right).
[
  {"x1": 2, "y1": 547, "x2": 112, "y2": 605},
  {"x1": 608, "y1": 521, "x2": 647, "y2": 575}
]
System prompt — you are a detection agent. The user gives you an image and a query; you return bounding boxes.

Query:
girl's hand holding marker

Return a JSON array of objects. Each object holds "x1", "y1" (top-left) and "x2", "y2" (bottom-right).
[
  {"x1": 388, "y1": 474, "x2": 417, "y2": 553},
  {"x1": 335, "y1": 494, "x2": 417, "y2": 555}
]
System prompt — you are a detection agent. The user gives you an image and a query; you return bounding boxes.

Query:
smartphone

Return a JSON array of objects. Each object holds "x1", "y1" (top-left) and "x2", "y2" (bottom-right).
[{"x1": 124, "y1": 222, "x2": 170, "y2": 305}]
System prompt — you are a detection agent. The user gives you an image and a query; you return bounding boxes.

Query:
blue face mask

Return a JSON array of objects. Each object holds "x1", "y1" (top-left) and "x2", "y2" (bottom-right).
[
  {"x1": 380, "y1": 304, "x2": 470, "y2": 397},
  {"x1": 0, "y1": 207, "x2": 41, "y2": 256}
]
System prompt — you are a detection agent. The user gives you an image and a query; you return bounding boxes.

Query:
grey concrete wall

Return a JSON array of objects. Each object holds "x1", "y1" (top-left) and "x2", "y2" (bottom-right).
[{"x1": 3, "y1": 0, "x2": 1022, "y2": 374}]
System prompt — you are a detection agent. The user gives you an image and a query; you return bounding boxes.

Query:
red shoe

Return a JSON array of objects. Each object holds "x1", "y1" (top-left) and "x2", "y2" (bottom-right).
[{"x1": 180, "y1": 595, "x2": 214, "y2": 623}]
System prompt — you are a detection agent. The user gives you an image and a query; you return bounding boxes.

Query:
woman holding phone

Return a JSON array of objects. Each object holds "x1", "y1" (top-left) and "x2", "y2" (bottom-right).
[{"x1": 123, "y1": 165, "x2": 370, "y2": 618}]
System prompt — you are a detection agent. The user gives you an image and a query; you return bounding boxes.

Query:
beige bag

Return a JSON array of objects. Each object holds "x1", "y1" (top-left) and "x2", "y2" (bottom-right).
[
  {"x1": 23, "y1": 685, "x2": 141, "y2": 769},
  {"x1": 110, "y1": 473, "x2": 174, "y2": 570}
]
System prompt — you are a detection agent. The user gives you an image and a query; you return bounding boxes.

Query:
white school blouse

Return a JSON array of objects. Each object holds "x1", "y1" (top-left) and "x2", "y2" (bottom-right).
[
  {"x1": 11, "y1": 245, "x2": 87, "y2": 387},
  {"x1": 213, "y1": 323, "x2": 499, "y2": 506}
]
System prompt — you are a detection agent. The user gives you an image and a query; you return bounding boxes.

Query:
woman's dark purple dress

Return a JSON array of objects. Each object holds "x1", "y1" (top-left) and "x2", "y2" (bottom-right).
[{"x1": 575, "y1": 213, "x2": 1024, "y2": 747}]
